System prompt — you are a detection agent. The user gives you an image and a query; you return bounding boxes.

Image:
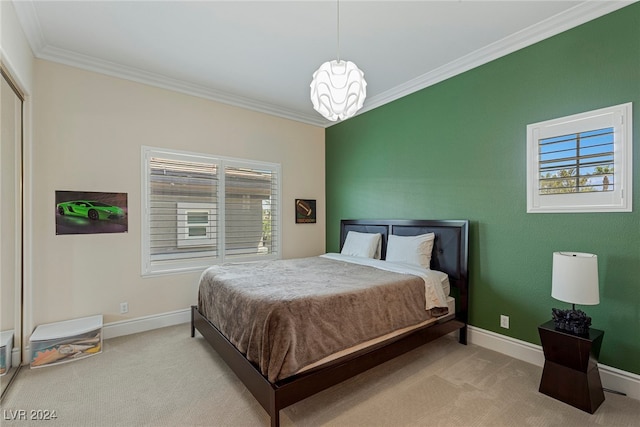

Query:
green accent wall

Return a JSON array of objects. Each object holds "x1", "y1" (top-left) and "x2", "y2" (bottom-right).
[{"x1": 326, "y1": 4, "x2": 640, "y2": 375}]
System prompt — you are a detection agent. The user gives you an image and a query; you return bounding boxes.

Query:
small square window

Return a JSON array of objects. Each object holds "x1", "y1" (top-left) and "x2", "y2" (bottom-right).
[
  {"x1": 526, "y1": 103, "x2": 632, "y2": 213},
  {"x1": 177, "y1": 203, "x2": 216, "y2": 247}
]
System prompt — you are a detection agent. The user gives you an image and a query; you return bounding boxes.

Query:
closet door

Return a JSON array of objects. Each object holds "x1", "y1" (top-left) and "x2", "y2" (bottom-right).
[{"x1": 1, "y1": 67, "x2": 23, "y2": 398}]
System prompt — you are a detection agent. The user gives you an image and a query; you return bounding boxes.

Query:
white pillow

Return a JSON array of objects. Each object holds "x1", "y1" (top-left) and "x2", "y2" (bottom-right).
[
  {"x1": 341, "y1": 231, "x2": 382, "y2": 259},
  {"x1": 385, "y1": 233, "x2": 435, "y2": 269}
]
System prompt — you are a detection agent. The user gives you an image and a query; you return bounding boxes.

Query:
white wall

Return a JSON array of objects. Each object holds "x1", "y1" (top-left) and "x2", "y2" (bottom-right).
[{"x1": 31, "y1": 59, "x2": 325, "y2": 327}]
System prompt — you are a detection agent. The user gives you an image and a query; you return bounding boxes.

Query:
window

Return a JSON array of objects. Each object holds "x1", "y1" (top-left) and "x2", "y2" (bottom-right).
[
  {"x1": 142, "y1": 147, "x2": 281, "y2": 276},
  {"x1": 177, "y1": 202, "x2": 216, "y2": 248},
  {"x1": 526, "y1": 103, "x2": 632, "y2": 213}
]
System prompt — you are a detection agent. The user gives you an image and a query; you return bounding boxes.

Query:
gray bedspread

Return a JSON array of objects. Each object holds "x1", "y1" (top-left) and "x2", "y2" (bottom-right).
[{"x1": 198, "y1": 255, "x2": 444, "y2": 382}]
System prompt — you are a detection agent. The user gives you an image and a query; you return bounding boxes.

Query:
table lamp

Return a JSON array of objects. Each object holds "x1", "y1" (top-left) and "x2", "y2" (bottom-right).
[{"x1": 551, "y1": 251, "x2": 600, "y2": 334}]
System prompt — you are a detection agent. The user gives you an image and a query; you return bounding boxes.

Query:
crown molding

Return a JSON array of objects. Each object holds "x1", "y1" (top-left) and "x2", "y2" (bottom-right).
[
  {"x1": 12, "y1": 0, "x2": 635, "y2": 128},
  {"x1": 11, "y1": 0, "x2": 326, "y2": 126},
  {"x1": 36, "y1": 44, "x2": 328, "y2": 127},
  {"x1": 360, "y1": 0, "x2": 636, "y2": 116}
]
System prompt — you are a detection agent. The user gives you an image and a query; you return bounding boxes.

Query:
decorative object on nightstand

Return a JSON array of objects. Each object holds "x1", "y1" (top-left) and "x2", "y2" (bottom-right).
[
  {"x1": 539, "y1": 251, "x2": 604, "y2": 413},
  {"x1": 551, "y1": 252, "x2": 600, "y2": 334}
]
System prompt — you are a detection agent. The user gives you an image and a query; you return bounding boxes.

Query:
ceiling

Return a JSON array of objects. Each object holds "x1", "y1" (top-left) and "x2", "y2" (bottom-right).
[{"x1": 12, "y1": 1, "x2": 634, "y2": 127}]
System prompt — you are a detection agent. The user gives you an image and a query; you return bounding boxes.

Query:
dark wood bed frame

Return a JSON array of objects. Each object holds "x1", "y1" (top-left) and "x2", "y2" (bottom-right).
[{"x1": 191, "y1": 219, "x2": 469, "y2": 427}]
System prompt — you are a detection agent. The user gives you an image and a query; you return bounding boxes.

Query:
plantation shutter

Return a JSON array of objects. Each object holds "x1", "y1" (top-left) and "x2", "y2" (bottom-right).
[
  {"x1": 147, "y1": 154, "x2": 219, "y2": 271},
  {"x1": 142, "y1": 147, "x2": 281, "y2": 276},
  {"x1": 526, "y1": 102, "x2": 631, "y2": 213},
  {"x1": 224, "y1": 164, "x2": 279, "y2": 258}
]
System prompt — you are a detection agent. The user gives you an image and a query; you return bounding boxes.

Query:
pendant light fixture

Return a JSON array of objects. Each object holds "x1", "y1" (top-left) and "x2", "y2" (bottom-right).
[{"x1": 310, "y1": 0, "x2": 367, "y2": 122}]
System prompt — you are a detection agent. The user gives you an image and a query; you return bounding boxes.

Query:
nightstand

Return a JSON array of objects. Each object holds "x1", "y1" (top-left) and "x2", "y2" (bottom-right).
[{"x1": 538, "y1": 320, "x2": 604, "y2": 413}]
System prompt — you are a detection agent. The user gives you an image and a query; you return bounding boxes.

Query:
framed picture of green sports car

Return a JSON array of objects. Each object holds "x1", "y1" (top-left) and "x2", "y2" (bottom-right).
[{"x1": 55, "y1": 190, "x2": 128, "y2": 235}]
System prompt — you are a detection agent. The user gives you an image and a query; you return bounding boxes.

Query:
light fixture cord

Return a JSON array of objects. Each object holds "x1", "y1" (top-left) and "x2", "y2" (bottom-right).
[{"x1": 336, "y1": 0, "x2": 340, "y2": 62}]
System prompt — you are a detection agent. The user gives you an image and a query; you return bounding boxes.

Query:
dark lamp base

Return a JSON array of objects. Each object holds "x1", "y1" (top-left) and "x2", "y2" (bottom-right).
[{"x1": 552, "y1": 308, "x2": 592, "y2": 335}]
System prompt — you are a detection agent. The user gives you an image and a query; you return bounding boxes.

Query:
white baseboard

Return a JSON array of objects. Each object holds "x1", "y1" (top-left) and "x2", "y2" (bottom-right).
[
  {"x1": 99, "y1": 310, "x2": 639, "y2": 401},
  {"x1": 103, "y1": 308, "x2": 190, "y2": 339},
  {"x1": 468, "y1": 325, "x2": 640, "y2": 401}
]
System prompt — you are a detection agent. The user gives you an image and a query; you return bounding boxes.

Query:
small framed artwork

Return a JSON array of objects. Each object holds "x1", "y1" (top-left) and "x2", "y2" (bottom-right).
[
  {"x1": 295, "y1": 199, "x2": 316, "y2": 224},
  {"x1": 56, "y1": 190, "x2": 128, "y2": 235}
]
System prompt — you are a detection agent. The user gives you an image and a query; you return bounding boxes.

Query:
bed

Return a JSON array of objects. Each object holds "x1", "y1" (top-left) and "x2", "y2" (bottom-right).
[{"x1": 191, "y1": 219, "x2": 469, "y2": 426}]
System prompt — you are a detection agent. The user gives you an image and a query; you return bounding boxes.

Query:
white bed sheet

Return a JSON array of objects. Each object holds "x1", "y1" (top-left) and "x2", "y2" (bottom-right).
[{"x1": 320, "y1": 253, "x2": 450, "y2": 309}]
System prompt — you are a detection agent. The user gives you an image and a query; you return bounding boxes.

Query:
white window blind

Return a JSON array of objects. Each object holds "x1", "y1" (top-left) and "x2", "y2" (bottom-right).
[
  {"x1": 142, "y1": 147, "x2": 280, "y2": 276},
  {"x1": 225, "y1": 165, "x2": 279, "y2": 258}
]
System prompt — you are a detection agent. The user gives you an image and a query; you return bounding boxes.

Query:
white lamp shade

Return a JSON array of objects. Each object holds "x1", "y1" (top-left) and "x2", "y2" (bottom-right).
[
  {"x1": 310, "y1": 60, "x2": 367, "y2": 121},
  {"x1": 551, "y1": 252, "x2": 600, "y2": 305}
]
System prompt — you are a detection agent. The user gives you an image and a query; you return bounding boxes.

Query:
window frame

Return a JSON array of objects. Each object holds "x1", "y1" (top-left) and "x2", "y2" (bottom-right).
[
  {"x1": 141, "y1": 146, "x2": 281, "y2": 277},
  {"x1": 526, "y1": 103, "x2": 633, "y2": 213}
]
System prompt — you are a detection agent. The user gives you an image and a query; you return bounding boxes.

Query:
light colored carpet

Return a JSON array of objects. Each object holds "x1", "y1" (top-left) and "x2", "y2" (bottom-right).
[{"x1": 1, "y1": 324, "x2": 638, "y2": 426}]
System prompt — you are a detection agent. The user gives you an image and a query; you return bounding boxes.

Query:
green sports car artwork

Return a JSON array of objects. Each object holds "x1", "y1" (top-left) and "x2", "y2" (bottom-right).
[{"x1": 56, "y1": 200, "x2": 125, "y2": 221}]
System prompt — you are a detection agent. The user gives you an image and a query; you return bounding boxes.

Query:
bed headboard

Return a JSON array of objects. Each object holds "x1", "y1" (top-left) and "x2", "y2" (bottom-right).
[
  {"x1": 340, "y1": 219, "x2": 470, "y2": 326},
  {"x1": 340, "y1": 219, "x2": 469, "y2": 281}
]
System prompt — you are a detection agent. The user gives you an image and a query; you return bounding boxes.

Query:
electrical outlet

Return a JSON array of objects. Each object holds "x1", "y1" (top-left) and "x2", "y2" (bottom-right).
[
  {"x1": 500, "y1": 315, "x2": 509, "y2": 329},
  {"x1": 120, "y1": 302, "x2": 129, "y2": 314}
]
